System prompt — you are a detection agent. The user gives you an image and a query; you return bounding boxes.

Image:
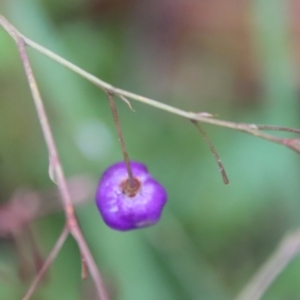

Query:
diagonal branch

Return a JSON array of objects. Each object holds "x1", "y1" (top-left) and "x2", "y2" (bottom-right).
[
  {"x1": 0, "y1": 15, "x2": 109, "y2": 300},
  {"x1": 235, "y1": 229, "x2": 300, "y2": 300},
  {"x1": 192, "y1": 121, "x2": 229, "y2": 184},
  {"x1": 2, "y1": 24, "x2": 298, "y2": 155}
]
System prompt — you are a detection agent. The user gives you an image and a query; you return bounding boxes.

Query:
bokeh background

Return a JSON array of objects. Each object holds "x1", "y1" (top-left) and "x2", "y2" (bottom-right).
[{"x1": 0, "y1": 0, "x2": 300, "y2": 299}]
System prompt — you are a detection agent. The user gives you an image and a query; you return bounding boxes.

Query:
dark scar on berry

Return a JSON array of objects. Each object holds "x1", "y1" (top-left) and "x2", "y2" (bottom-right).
[{"x1": 120, "y1": 178, "x2": 141, "y2": 197}]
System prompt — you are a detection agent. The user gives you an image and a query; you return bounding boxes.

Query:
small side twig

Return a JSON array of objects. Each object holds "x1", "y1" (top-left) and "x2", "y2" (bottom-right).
[
  {"x1": 192, "y1": 121, "x2": 229, "y2": 184},
  {"x1": 235, "y1": 229, "x2": 300, "y2": 300},
  {"x1": 0, "y1": 15, "x2": 109, "y2": 300},
  {"x1": 118, "y1": 94, "x2": 135, "y2": 112},
  {"x1": 22, "y1": 226, "x2": 69, "y2": 300}
]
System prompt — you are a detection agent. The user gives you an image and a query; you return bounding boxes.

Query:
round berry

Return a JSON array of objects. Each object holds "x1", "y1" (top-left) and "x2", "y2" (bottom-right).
[{"x1": 95, "y1": 161, "x2": 167, "y2": 231}]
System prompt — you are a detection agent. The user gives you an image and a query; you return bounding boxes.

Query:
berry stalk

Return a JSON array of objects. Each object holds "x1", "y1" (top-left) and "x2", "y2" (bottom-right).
[{"x1": 107, "y1": 92, "x2": 135, "y2": 189}]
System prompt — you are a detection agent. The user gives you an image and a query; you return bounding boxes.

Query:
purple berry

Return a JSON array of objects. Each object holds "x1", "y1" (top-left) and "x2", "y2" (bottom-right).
[{"x1": 95, "y1": 161, "x2": 167, "y2": 231}]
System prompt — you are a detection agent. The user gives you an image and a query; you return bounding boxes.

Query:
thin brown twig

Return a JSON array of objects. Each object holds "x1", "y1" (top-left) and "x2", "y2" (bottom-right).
[
  {"x1": 235, "y1": 229, "x2": 300, "y2": 300},
  {"x1": 192, "y1": 121, "x2": 229, "y2": 184},
  {"x1": 22, "y1": 226, "x2": 69, "y2": 300},
  {"x1": 106, "y1": 91, "x2": 135, "y2": 187},
  {"x1": 0, "y1": 15, "x2": 109, "y2": 300}
]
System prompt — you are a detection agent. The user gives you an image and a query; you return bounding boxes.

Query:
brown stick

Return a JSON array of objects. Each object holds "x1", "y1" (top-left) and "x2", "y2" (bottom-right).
[
  {"x1": 0, "y1": 15, "x2": 109, "y2": 300},
  {"x1": 192, "y1": 121, "x2": 229, "y2": 184}
]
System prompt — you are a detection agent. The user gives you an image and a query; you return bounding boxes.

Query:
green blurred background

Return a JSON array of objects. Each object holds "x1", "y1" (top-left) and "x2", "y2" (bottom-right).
[{"x1": 0, "y1": 0, "x2": 300, "y2": 299}]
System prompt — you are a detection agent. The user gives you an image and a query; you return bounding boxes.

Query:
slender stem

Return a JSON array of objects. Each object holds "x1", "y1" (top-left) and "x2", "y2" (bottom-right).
[
  {"x1": 22, "y1": 226, "x2": 69, "y2": 300},
  {"x1": 193, "y1": 121, "x2": 229, "y2": 184},
  {"x1": 107, "y1": 92, "x2": 135, "y2": 187},
  {"x1": 235, "y1": 229, "x2": 300, "y2": 300},
  {"x1": 0, "y1": 15, "x2": 74, "y2": 227},
  {"x1": 10, "y1": 30, "x2": 299, "y2": 154},
  {"x1": 0, "y1": 16, "x2": 109, "y2": 300}
]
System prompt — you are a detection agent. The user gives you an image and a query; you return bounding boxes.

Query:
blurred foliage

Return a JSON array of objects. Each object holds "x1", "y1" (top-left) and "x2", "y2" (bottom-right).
[{"x1": 0, "y1": 0, "x2": 300, "y2": 299}]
